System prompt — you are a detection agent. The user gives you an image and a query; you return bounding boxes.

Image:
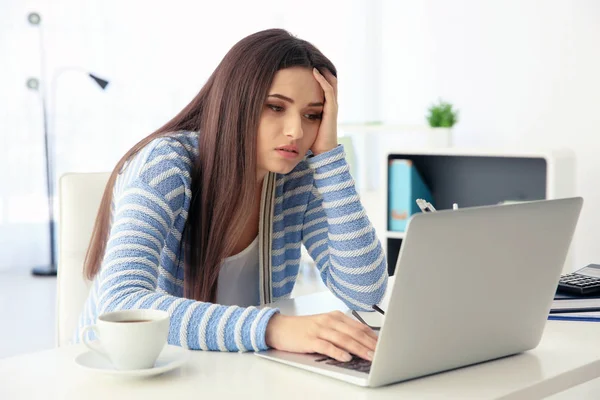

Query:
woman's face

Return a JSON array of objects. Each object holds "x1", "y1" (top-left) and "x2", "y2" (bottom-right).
[{"x1": 256, "y1": 66, "x2": 324, "y2": 178}]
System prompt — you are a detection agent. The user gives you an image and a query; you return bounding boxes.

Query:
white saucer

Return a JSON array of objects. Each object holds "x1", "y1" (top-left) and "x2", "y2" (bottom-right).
[{"x1": 75, "y1": 344, "x2": 189, "y2": 377}]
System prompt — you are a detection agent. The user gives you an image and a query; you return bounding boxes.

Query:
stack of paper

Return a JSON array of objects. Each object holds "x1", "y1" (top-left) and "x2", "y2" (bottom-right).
[{"x1": 549, "y1": 298, "x2": 600, "y2": 321}]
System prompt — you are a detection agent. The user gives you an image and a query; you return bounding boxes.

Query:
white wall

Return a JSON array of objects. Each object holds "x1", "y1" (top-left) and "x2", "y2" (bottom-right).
[
  {"x1": 3, "y1": 0, "x2": 599, "y2": 271},
  {"x1": 0, "y1": 0, "x2": 374, "y2": 270},
  {"x1": 380, "y1": 0, "x2": 600, "y2": 270}
]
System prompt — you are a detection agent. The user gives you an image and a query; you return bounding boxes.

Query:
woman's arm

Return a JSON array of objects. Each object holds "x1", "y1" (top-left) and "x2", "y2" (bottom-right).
[
  {"x1": 97, "y1": 137, "x2": 377, "y2": 362},
  {"x1": 95, "y1": 141, "x2": 278, "y2": 352},
  {"x1": 302, "y1": 145, "x2": 388, "y2": 311}
]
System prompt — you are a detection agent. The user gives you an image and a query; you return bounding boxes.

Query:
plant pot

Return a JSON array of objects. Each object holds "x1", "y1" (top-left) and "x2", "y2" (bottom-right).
[{"x1": 426, "y1": 127, "x2": 453, "y2": 147}]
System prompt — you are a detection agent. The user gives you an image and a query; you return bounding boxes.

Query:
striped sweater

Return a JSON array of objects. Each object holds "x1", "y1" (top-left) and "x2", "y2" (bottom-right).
[{"x1": 75, "y1": 131, "x2": 388, "y2": 352}]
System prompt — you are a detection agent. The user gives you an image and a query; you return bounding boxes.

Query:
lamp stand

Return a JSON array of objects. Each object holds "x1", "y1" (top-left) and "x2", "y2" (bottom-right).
[
  {"x1": 32, "y1": 92, "x2": 57, "y2": 277},
  {"x1": 27, "y1": 11, "x2": 57, "y2": 277},
  {"x1": 26, "y1": 12, "x2": 109, "y2": 277}
]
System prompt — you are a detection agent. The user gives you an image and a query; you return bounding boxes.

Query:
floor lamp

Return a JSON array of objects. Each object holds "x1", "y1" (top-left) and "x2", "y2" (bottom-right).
[{"x1": 26, "y1": 12, "x2": 110, "y2": 277}]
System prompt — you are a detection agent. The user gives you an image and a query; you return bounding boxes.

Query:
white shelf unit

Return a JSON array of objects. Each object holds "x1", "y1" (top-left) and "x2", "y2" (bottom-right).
[
  {"x1": 338, "y1": 123, "x2": 453, "y2": 192},
  {"x1": 381, "y1": 147, "x2": 576, "y2": 276},
  {"x1": 339, "y1": 123, "x2": 432, "y2": 133}
]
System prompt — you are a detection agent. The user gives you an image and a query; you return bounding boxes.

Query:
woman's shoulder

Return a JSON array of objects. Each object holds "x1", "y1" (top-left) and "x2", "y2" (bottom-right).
[
  {"x1": 146, "y1": 130, "x2": 199, "y2": 163},
  {"x1": 116, "y1": 131, "x2": 198, "y2": 195}
]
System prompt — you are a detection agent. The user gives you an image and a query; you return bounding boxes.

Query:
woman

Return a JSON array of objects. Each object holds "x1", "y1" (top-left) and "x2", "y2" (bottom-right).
[{"x1": 76, "y1": 28, "x2": 388, "y2": 363}]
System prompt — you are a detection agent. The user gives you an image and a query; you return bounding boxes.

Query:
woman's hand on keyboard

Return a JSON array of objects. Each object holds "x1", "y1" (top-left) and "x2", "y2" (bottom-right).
[{"x1": 265, "y1": 311, "x2": 378, "y2": 362}]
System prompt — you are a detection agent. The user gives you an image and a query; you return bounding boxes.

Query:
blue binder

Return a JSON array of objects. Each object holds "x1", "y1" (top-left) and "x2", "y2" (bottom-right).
[
  {"x1": 388, "y1": 159, "x2": 433, "y2": 232},
  {"x1": 548, "y1": 314, "x2": 600, "y2": 322}
]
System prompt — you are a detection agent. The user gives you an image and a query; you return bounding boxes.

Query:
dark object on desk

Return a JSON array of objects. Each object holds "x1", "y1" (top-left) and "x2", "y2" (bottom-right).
[
  {"x1": 557, "y1": 264, "x2": 600, "y2": 296},
  {"x1": 554, "y1": 291, "x2": 600, "y2": 300},
  {"x1": 372, "y1": 304, "x2": 385, "y2": 315}
]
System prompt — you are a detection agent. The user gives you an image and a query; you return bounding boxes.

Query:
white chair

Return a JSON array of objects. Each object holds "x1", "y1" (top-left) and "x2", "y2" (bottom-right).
[{"x1": 56, "y1": 172, "x2": 110, "y2": 347}]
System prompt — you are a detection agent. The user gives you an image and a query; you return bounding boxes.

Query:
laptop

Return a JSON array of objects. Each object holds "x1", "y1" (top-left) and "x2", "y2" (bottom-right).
[{"x1": 254, "y1": 197, "x2": 583, "y2": 387}]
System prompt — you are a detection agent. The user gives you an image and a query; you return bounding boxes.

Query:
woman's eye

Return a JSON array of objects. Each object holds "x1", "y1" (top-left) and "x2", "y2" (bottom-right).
[
  {"x1": 305, "y1": 113, "x2": 323, "y2": 121},
  {"x1": 268, "y1": 104, "x2": 284, "y2": 112}
]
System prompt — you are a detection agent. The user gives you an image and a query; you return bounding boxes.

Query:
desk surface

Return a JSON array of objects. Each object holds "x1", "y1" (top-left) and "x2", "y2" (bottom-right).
[{"x1": 2, "y1": 279, "x2": 600, "y2": 400}]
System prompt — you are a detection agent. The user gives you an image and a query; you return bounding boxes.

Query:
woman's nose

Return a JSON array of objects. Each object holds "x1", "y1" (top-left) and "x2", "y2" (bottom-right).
[{"x1": 285, "y1": 115, "x2": 303, "y2": 140}]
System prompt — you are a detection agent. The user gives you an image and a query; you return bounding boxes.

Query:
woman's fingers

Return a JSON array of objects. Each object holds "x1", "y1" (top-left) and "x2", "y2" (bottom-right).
[
  {"x1": 326, "y1": 311, "x2": 377, "y2": 353},
  {"x1": 330, "y1": 317, "x2": 377, "y2": 351},
  {"x1": 327, "y1": 310, "x2": 378, "y2": 340},
  {"x1": 315, "y1": 311, "x2": 377, "y2": 361},
  {"x1": 314, "y1": 339, "x2": 352, "y2": 362},
  {"x1": 320, "y1": 68, "x2": 338, "y2": 97},
  {"x1": 265, "y1": 311, "x2": 378, "y2": 363},
  {"x1": 312, "y1": 68, "x2": 337, "y2": 106},
  {"x1": 334, "y1": 311, "x2": 379, "y2": 341},
  {"x1": 317, "y1": 327, "x2": 373, "y2": 362}
]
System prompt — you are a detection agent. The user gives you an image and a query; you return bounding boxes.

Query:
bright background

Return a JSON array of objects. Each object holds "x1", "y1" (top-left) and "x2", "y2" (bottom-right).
[{"x1": 2, "y1": 0, "x2": 599, "y2": 272}]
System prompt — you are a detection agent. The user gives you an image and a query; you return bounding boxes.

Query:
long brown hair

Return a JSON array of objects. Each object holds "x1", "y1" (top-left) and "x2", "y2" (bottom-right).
[{"x1": 83, "y1": 28, "x2": 337, "y2": 302}]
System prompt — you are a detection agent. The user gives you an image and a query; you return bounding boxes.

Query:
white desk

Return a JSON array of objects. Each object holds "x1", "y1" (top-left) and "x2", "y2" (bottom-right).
[{"x1": 2, "y1": 279, "x2": 600, "y2": 400}]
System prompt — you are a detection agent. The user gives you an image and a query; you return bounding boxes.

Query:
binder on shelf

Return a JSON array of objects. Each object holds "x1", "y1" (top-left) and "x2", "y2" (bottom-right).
[{"x1": 388, "y1": 159, "x2": 433, "y2": 232}]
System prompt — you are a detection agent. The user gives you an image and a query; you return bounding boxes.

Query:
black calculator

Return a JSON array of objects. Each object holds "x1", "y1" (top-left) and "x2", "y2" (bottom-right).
[{"x1": 557, "y1": 264, "x2": 600, "y2": 295}]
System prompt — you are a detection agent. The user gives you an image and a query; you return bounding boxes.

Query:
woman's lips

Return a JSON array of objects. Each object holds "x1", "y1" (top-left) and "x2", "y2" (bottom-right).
[
  {"x1": 275, "y1": 148, "x2": 299, "y2": 159},
  {"x1": 275, "y1": 145, "x2": 299, "y2": 159}
]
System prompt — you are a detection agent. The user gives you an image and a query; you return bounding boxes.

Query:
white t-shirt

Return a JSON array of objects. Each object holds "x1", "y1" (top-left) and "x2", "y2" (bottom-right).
[{"x1": 216, "y1": 236, "x2": 260, "y2": 307}]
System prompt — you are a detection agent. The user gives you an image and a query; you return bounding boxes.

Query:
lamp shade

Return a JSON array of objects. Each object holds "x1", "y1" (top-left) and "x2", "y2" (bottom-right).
[{"x1": 89, "y1": 73, "x2": 109, "y2": 90}]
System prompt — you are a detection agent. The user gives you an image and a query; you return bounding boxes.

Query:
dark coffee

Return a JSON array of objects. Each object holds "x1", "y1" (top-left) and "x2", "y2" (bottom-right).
[{"x1": 117, "y1": 320, "x2": 151, "y2": 323}]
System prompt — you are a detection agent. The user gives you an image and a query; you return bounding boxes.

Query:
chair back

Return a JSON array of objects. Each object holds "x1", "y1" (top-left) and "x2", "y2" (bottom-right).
[{"x1": 56, "y1": 172, "x2": 110, "y2": 346}]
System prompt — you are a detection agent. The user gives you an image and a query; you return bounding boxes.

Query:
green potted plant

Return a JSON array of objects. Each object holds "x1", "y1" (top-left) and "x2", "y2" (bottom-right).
[{"x1": 425, "y1": 99, "x2": 459, "y2": 147}]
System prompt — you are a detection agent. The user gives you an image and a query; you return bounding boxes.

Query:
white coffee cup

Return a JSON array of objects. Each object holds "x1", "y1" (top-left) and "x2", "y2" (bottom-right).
[{"x1": 80, "y1": 309, "x2": 170, "y2": 370}]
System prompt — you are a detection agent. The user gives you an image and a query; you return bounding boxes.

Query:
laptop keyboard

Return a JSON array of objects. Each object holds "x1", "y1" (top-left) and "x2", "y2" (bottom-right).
[{"x1": 315, "y1": 355, "x2": 372, "y2": 374}]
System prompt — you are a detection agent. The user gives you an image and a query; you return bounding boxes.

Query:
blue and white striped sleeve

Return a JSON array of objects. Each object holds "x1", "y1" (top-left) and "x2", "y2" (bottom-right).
[
  {"x1": 302, "y1": 145, "x2": 388, "y2": 311},
  {"x1": 96, "y1": 138, "x2": 278, "y2": 352}
]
